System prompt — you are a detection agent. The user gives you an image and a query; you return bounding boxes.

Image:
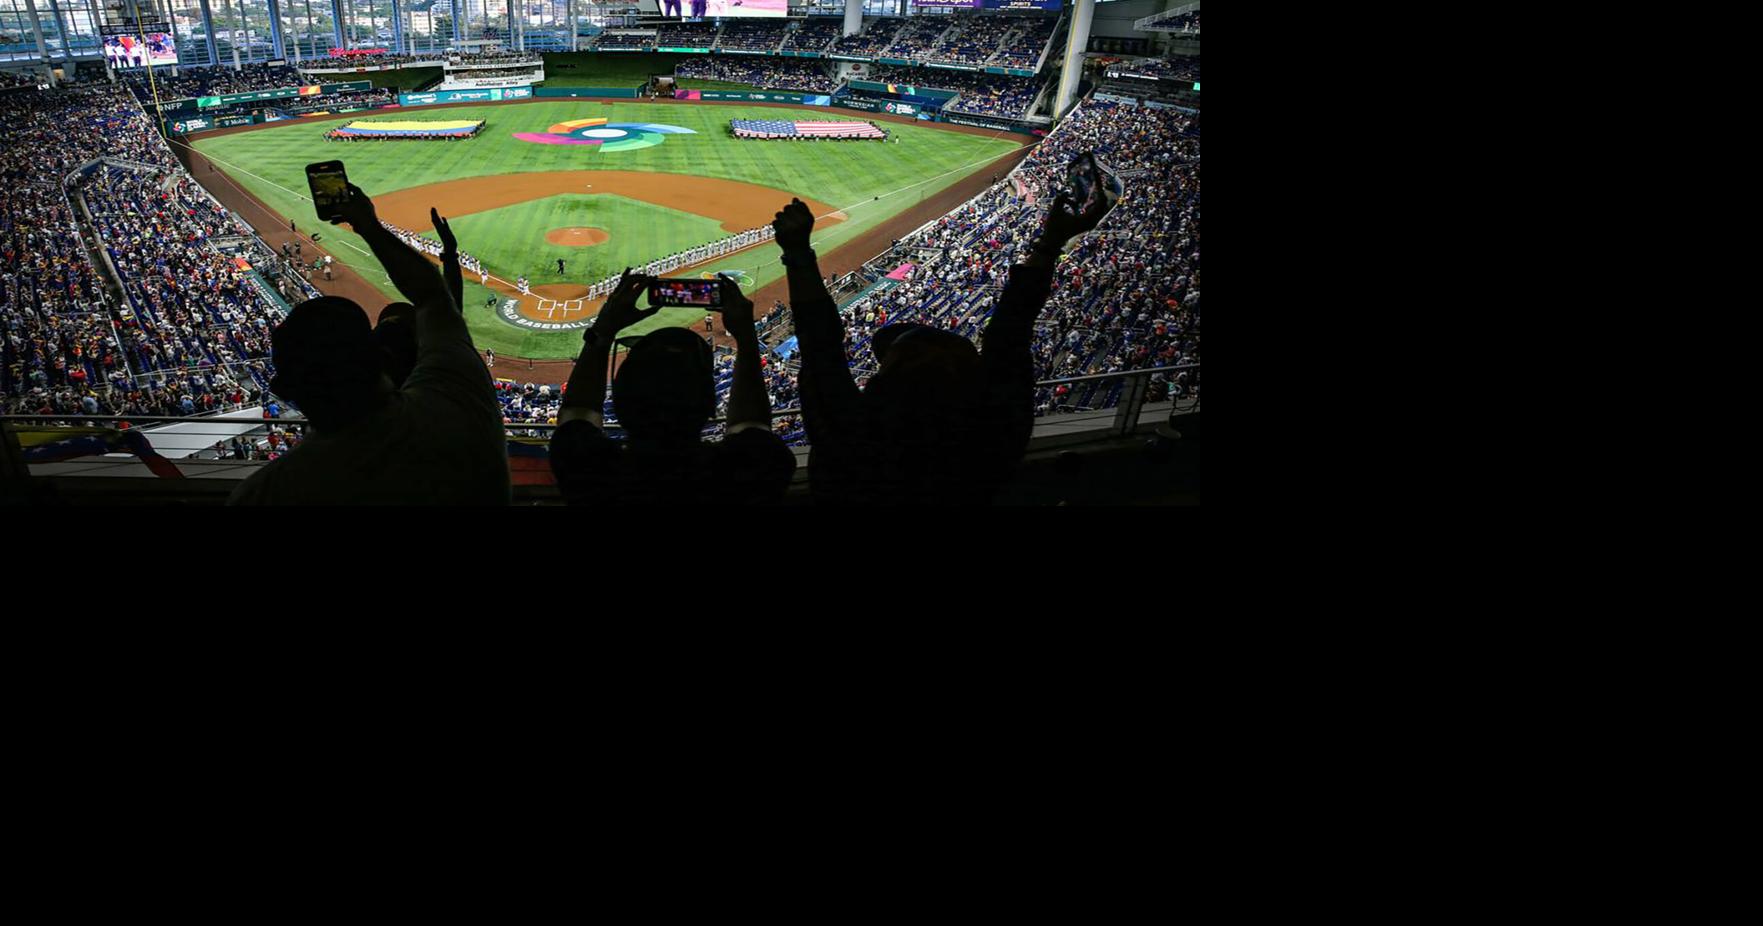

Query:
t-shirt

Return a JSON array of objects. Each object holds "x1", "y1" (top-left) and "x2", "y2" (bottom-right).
[
  {"x1": 228, "y1": 301, "x2": 509, "y2": 506},
  {"x1": 549, "y1": 420, "x2": 795, "y2": 505}
]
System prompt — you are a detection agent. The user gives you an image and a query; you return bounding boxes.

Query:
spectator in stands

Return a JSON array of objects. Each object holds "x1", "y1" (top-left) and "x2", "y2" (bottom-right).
[
  {"x1": 773, "y1": 190, "x2": 1106, "y2": 505},
  {"x1": 551, "y1": 271, "x2": 794, "y2": 504},
  {"x1": 229, "y1": 185, "x2": 508, "y2": 505}
]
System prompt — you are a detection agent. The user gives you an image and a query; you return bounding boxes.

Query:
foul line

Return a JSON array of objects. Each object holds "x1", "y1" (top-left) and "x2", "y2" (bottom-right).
[{"x1": 172, "y1": 138, "x2": 380, "y2": 266}]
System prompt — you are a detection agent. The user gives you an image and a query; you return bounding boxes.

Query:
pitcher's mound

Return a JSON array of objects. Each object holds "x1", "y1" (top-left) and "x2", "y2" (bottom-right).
[{"x1": 546, "y1": 227, "x2": 610, "y2": 247}]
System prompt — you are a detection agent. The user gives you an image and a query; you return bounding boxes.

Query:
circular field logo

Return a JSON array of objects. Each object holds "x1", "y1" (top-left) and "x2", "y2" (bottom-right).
[{"x1": 514, "y1": 119, "x2": 696, "y2": 151}]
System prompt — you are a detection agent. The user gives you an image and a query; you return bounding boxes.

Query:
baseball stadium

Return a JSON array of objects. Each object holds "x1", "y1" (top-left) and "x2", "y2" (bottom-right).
[{"x1": 1, "y1": 0, "x2": 1199, "y2": 506}]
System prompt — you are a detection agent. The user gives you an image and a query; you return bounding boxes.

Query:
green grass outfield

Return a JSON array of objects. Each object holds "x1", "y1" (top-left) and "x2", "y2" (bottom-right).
[{"x1": 191, "y1": 101, "x2": 1021, "y2": 358}]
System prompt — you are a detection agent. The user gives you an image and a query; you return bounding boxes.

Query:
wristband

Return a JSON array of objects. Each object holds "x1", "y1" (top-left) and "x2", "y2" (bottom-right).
[{"x1": 780, "y1": 248, "x2": 817, "y2": 269}]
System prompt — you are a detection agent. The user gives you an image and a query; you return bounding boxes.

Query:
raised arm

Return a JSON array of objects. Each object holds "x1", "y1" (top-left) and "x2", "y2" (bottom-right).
[
  {"x1": 773, "y1": 199, "x2": 861, "y2": 429},
  {"x1": 718, "y1": 276, "x2": 770, "y2": 434},
  {"x1": 333, "y1": 184, "x2": 452, "y2": 314},
  {"x1": 981, "y1": 192, "x2": 1108, "y2": 363},
  {"x1": 559, "y1": 269, "x2": 655, "y2": 428},
  {"x1": 432, "y1": 207, "x2": 464, "y2": 315}
]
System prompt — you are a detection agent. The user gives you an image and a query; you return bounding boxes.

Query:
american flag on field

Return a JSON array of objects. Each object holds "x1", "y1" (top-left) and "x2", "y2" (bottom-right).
[{"x1": 731, "y1": 119, "x2": 888, "y2": 140}]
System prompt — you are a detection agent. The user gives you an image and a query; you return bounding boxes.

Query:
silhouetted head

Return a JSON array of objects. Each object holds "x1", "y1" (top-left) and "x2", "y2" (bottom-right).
[
  {"x1": 866, "y1": 323, "x2": 983, "y2": 412},
  {"x1": 373, "y1": 302, "x2": 417, "y2": 388},
  {"x1": 863, "y1": 324, "x2": 995, "y2": 501},
  {"x1": 612, "y1": 326, "x2": 715, "y2": 444},
  {"x1": 269, "y1": 297, "x2": 388, "y2": 430}
]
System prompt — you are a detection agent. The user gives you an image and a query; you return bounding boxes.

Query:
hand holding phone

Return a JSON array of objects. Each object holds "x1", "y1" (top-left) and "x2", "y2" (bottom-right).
[
  {"x1": 306, "y1": 161, "x2": 350, "y2": 222},
  {"x1": 647, "y1": 278, "x2": 725, "y2": 309}
]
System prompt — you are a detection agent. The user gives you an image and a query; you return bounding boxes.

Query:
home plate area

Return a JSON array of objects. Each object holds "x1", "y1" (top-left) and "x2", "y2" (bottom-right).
[{"x1": 534, "y1": 297, "x2": 587, "y2": 320}]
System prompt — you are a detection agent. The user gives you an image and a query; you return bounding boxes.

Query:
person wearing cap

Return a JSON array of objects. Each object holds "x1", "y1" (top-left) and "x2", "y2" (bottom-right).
[
  {"x1": 228, "y1": 184, "x2": 508, "y2": 505},
  {"x1": 770, "y1": 193, "x2": 1108, "y2": 504},
  {"x1": 550, "y1": 270, "x2": 794, "y2": 505}
]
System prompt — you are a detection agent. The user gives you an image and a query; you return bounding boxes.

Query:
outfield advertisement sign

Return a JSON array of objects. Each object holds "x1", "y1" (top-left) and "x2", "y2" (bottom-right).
[
  {"x1": 692, "y1": 90, "x2": 829, "y2": 105},
  {"x1": 835, "y1": 98, "x2": 918, "y2": 116},
  {"x1": 215, "y1": 114, "x2": 257, "y2": 128},
  {"x1": 164, "y1": 116, "x2": 214, "y2": 134},
  {"x1": 940, "y1": 112, "x2": 1046, "y2": 135},
  {"x1": 399, "y1": 86, "x2": 532, "y2": 106}
]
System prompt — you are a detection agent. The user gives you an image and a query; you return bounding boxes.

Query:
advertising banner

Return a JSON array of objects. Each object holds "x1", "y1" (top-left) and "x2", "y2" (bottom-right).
[
  {"x1": 835, "y1": 98, "x2": 917, "y2": 116},
  {"x1": 164, "y1": 116, "x2": 213, "y2": 135},
  {"x1": 399, "y1": 86, "x2": 533, "y2": 106},
  {"x1": 939, "y1": 112, "x2": 1046, "y2": 135},
  {"x1": 697, "y1": 90, "x2": 805, "y2": 103}
]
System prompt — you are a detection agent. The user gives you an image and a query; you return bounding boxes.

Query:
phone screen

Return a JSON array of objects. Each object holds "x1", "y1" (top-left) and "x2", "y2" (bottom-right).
[
  {"x1": 306, "y1": 162, "x2": 349, "y2": 221},
  {"x1": 648, "y1": 279, "x2": 723, "y2": 309},
  {"x1": 1068, "y1": 153, "x2": 1097, "y2": 212}
]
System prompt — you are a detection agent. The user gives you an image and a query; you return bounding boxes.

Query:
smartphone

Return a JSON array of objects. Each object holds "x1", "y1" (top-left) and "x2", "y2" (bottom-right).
[
  {"x1": 648, "y1": 278, "x2": 724, "y2": 309},
  {"x1": 1067, "y1": 152, "x2": 1124, "y2": 216},
  {"x1": 1068, "y1": 153, "x2": 1098, "y2": 211},
  {"x1": 306, "y1": 161, "x2": 350, "y2": 222}
]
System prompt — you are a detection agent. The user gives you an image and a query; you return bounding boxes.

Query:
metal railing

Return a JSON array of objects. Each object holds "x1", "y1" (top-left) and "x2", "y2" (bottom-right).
[{"x1": 2, "y1": 363, "x2": 1195, "y2": 460}]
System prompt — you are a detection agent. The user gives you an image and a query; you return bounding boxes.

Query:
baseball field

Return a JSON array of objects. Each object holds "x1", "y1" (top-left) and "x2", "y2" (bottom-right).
[{"x1": 187, "y1": 100, "x2": 1025, "y2": 360}]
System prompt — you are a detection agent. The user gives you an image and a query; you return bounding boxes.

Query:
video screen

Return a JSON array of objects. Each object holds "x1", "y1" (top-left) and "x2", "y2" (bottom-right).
[
  {"x1": 651, "y1": 279, "x2": 720, "y2": 307},
  {"x1": 104, "y1": 32, "x2": 178, "y2": 68},
  {"x1": 660, "y1": 0, "x2": 787, "y2": 19},
  {"x1": 311, "y1": 173, "x2": 348, "y2": 204}
]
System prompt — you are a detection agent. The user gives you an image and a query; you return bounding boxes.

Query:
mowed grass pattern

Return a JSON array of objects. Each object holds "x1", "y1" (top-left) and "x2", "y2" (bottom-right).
[{"x1": 191, "y1": 101, "x2": 1021, "y2": 357}]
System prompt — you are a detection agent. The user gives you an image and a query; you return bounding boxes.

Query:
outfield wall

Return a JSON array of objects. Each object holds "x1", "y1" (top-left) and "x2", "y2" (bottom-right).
[{"x1": 166, "y1": 93, "x2": 1043, "y2": 145}]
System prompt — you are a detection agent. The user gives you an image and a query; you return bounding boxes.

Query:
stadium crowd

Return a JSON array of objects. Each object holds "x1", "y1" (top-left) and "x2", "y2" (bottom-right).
[
  {"x1": 298, "y1": 52, "x2": 446, "y2": 70},
  {"x1": 832, "y1": 98, "x2": 1200, "y2": 416},
  {"x1": 123, "y1": 63, "x2": 305, "y2": 100},
  {"x1": 657, "y1": 22, "x2": 721, "y2": 49},
  {"x1": 718, "y1": 20, "x2": 790, "y2": 53},
  {"x1": 830, "y1": 18, "x2": 909, "y2": 57},
  {"x1": 447, "y1": 51, "x2": 544, "y2": 66},
  {"x1": 1115, "y1": 56, "x2": 1201, "y2": 83},
  {"x1": 674, "y1": 58, "x2": 839, "y2": 94},
  {"x1": 927, "y1": 15, "x2": 1020, "y2": 65},
  {"x1": 1, "y1": 69, "x2": 41, "y2": 89},
  {"x1": 76, "y1": 164, "x2": 283, "y2": 408},
  {"x1": 2, "y1": 85, "x2": 189, "y2": 417},
  {"x1": 594, "y1": 32, "x2": 657, "y2": 51},
  {"x1": 864, "y1": 64, "x2": 1040, "y2": 119},
  {"x1": 993, "y1": 17, "x2": 1057, "y2": 70},
  {"x1": 885, "y1": 20, "x2": 941, "y2": 60},
  {"x1": 781, "y1": 19, "x2": 842, "y2": 53},
  {"x1": 440, "y1": 66, "x2": 542, "y2": 82}
]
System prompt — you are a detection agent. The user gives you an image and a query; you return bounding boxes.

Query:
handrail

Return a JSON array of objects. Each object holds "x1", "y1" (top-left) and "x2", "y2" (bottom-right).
[{"x1": 2, "y1": 364, "x2": 1197, "y2": 432}]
